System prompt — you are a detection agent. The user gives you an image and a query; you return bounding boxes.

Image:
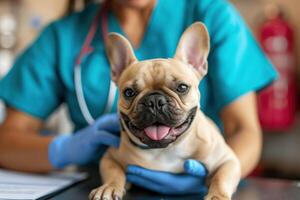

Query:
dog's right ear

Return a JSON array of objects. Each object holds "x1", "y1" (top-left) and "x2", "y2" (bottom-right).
[{"x1": 106, "y1": 33, "x2": 137, "y2": 83}]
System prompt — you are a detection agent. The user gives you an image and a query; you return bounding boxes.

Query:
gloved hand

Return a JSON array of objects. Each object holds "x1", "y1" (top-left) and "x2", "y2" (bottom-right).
[
  {"x1": 49, "y1": 113, "x2": 121, "y2": 169},
  {"x1": 126, "y1": 159, "x2": 208, "y2": 195}
]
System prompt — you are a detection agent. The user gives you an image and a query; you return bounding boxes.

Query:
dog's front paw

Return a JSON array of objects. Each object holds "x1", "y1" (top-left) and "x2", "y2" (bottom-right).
[
  {"x1": 204, "y1": 193, "x2": 230, "y2": 200},
  {"x1": 89, "y1": 183, "x2": 125, "y2": 200}
]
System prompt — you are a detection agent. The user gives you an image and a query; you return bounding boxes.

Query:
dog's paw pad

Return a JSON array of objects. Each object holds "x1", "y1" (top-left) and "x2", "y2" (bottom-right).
[
  {"x1": 113, "y1": 196, "x2": 121, "y2": 200},
  {"x1": 89, "y1": 184, "x2": 124, "y2": 200},
  {"x1": 205, "y1": 194, "x2": 230, "y2": 200}
]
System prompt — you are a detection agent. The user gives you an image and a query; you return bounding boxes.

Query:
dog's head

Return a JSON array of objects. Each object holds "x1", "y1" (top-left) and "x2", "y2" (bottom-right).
[{"x1": 106, "y1": 22, "x2": 210, "y2": 148}]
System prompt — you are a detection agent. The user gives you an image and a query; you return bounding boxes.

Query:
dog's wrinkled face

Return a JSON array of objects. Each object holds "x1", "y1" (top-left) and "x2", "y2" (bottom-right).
[
  {"x1": 106, "y1": 22, "x2": 210, "y2": 148},
  {"x1": 118, "y1": 59, "x2": 200, "y2": 148}
]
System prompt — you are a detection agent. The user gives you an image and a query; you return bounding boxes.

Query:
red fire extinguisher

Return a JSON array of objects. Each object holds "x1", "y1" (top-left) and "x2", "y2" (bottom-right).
[{"x1": 257, "y1": 4, "x2": 297, "y2": 131}]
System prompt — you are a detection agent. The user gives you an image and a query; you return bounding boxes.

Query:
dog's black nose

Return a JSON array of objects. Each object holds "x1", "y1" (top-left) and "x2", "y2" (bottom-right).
[{"x1": 144, "y1": 93, "x2": 167, "y2": 110}]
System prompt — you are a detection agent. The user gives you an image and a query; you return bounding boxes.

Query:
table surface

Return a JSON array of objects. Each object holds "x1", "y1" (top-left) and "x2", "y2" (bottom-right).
[{"x1": 51, "y1": 167, "x2": 300, "y2": 200}]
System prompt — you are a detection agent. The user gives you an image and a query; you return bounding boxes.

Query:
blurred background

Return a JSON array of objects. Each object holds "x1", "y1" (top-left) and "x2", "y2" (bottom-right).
[{"x1": 0, "y1": 0, "x2": 299, "y2": 180}]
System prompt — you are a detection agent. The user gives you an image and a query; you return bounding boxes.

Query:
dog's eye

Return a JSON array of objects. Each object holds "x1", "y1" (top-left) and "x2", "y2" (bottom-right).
[
  {"x1": 123, "y1": 88, "x2": 136, "y2": 98},
  {"x1": 176, "y1": 83, "x2": 189, "y2": 94}
]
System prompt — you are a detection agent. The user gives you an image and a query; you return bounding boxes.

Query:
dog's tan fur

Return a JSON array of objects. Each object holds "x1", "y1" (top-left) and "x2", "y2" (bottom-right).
[{"x1": 89, "y1": 23, "x2": 241, "y2": 200}]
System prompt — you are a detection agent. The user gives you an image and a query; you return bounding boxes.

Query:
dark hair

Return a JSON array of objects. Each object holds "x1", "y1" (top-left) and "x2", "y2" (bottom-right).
[{"x1": 66, "y1": 0, "x2": 94, "y2": 15}]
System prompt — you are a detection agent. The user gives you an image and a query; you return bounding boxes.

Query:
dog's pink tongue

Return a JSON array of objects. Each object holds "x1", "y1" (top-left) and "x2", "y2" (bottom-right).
[{"x1": 144, "y1": 125, "x2": 171, "y2": 141}]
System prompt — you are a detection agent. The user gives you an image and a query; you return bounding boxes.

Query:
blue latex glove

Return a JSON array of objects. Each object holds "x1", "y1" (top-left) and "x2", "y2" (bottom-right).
[
  {"x1": 126, "y1": 159, "x2": 208, "y2": 195},
  {"x1": 49, "y1": 113, "x2": 121, "y2": 169}
]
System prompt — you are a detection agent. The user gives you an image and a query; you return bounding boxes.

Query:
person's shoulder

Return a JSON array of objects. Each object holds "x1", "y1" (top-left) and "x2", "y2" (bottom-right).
[
  {"x1": 189, "y1": 0, "x2": 244, "y2": 37},
  {"x1": 190, "y1": 0, "x2": 235, "y2": 18},
  {"x1": 190, "y1": 0, "x2": 231, "y2": 9},
  {"x1": 27, "y1": 3, "x2": 101, "y2": 65}
]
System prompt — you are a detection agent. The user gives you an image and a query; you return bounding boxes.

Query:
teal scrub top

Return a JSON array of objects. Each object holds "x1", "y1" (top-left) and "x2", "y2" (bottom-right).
[{"x1": 0, "y1": 0, "x2": 277, "y2": 131}]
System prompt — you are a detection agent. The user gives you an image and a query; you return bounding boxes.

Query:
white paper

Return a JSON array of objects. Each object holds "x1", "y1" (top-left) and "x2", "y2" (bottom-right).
[{"x1": 0, "y1": 169, "x2": 88, "y2": 200}]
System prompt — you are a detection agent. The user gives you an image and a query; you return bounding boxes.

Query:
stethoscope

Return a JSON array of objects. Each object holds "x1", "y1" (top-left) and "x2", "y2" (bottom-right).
[{"x1": 74, "y1": 2, "x2": 117, "y2": 125}]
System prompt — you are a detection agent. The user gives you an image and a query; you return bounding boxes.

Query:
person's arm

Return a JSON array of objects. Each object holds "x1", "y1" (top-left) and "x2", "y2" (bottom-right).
[
  {"x1": 0, "y1": 108, "x2": 53, "y2": 173},
  {"x1": 221, "y1": 92, "x2": 262, "y2": 178},
  {"x1": 0, "y1": 107, "x2": 120, "y2": 173}
]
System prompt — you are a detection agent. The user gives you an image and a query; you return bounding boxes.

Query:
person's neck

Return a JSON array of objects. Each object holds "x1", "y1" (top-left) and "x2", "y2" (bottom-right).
[
  {"x1": 111, "y1": 1, "x2": 156, "y2": 24},
  {"x1": 110, "y1": 0, "x2": 156, "y2": 48}
]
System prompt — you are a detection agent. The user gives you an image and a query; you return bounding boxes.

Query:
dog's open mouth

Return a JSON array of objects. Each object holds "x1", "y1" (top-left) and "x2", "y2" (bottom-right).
[
  {"x1": 121, "y1": 107, "x2": 197, "y2": 148},
  {"x1": 129, "y1": 114, "x2": 194, "y2": 141}
]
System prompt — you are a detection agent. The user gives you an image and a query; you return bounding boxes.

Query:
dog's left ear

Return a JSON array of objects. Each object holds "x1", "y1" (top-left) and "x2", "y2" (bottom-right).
[
  {"x1": 174, "y1": 22, "x2": 210, "y2": 78},
  {"x1": 106, "y1": 33, "x2": 137, "y2": 83}
]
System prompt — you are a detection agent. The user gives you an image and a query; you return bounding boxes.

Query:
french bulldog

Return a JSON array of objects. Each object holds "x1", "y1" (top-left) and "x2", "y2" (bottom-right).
[{"x1": 89, "y1": 22, "x2": 241, "y2": 200}]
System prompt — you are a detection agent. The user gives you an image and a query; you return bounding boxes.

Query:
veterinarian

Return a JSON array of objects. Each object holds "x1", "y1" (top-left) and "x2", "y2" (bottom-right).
[{"x1": 0, "y1": 0, "x2": 276, "y2": 195}]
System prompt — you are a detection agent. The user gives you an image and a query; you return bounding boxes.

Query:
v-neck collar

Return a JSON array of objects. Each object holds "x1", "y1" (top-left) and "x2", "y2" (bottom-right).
[{"x1": 107, "y1": 0, "x2": 162, "y2": 54}]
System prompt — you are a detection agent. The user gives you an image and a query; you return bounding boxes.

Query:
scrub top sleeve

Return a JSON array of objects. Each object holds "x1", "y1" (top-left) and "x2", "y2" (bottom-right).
[
  {"x1": 0, "y1": 23, "x2": 64, "y2": 120},
  {"x1": 201, "y1": 1, "x2": 277, "y2": 113}
]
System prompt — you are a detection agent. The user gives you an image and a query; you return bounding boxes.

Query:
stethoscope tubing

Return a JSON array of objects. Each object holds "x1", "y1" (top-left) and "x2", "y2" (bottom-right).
[{"x1": 74, "y1": 1, "x2": 116, "y2": 125}]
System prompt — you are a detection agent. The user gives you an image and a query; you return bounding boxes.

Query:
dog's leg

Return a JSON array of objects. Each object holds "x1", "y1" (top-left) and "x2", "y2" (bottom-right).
[
  {"x1": 89, "y1": 154, "x2": 126, "y2": 200},
  {"x1": 205, "y1": 159, "x2": 240, "y2": 200}
]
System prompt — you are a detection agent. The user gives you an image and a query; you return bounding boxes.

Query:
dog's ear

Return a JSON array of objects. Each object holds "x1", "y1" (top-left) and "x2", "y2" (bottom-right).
[
  {"x1": 106, "y1": 33, "x2": 137, "y2": 83},
  {"x1": 174, "y1": 22, "x2": 210, "y2": 78}
]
